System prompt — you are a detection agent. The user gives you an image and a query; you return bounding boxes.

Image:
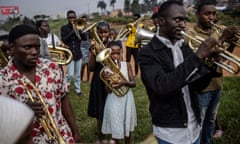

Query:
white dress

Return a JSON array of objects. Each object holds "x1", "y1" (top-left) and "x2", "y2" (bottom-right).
[{"x1": 102, "y1": 61, "x2": 137, "y2": 139}]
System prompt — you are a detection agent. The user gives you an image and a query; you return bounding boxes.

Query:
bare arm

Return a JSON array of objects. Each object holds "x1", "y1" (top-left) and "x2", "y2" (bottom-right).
[{"x1": 61, "y1": 94, "x2": 82, "y2": 143}]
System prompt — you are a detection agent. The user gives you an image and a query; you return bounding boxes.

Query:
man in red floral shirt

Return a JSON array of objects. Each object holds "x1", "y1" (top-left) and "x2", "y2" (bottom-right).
[{"x1": 0, "y1": 24, "x2": 81, "y2": 143}]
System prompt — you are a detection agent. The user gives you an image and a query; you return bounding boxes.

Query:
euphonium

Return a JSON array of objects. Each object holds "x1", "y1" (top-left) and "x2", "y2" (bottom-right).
[
  {"x1": 210, "y1": 21, "x2": 240, "y2": 47},
  {"x1": 21, "y1": 80, "x2": 65, "y2": 144},
  {"x1": 83, "y1": 22, "x2": 106, "y2": 55},
  {"x1": 181, "y1": 31, "x2": 240, "y2": 74},
  {"x1": 0, "y1": 41, "x2": 8, "y2": 67},
  {"x1": 48, "y1": 45, "x2": 73, "y2": 65},
  {"x1": 72, "y1": 18, "x2": 87, "y2": 40},
  {"x1": 96, "y1": 48, "x2": 129, "y2": 96}
]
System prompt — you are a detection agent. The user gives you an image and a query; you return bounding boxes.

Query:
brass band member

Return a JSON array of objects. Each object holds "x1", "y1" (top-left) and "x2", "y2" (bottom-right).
[
  {"x1": 87, "y1": 21, "x2": 110, "y2": 143},
  {"x1": 125, "y1": 13, "x2": 144, "y2": 76},
  {"x1": 185, "y1": 1, "x2": 237, "y2": 143},
  {"x1": 0, "y1": 33, "x2": 12, "y2": 68},
  {"x1": 0, "y1": 24, "x2": 81, "y2": 143},
  {"x1": 138, "y1": 1, "x2": 222, "y2": 143},
  {"x1": 61, "y1": 10, "x2": 87, "y2": 96}
]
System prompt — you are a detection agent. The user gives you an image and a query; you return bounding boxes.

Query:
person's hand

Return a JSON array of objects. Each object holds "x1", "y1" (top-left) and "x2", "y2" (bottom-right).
[
  {"x1": 73, "y1": 133, "x2": 82, "y2": 143},
  {"x1": 219, "y1": 26, "x2": 238, "y2": 43},
  {"x1": 27, "y1": 101, "x2": 44, "y2": 119},
  {"x1": 112, "y1": 79, "x2": 126, "y2": 89},
  {"x1": 196, "y1": 37, "x2": 223, "y2": 59}
]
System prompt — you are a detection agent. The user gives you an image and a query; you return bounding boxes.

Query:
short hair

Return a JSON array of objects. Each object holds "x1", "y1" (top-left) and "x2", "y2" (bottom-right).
[
  {"x1": 151, "y1": 13, "x2": 158, "y2": 19},
  {"x1": 8, "y1": 24, "x2": 38, "y2": 43},
  {"x1": 107, "y1": 41, "x2": 121, "y2": 49},
  {"x1": 195, "y1": 0, "x2": 217, "y2": 13},
  {"x1": 157, "y1": 0, "x2": 183, "y2": 18},
  {"x1": 133, "y1": 13, "x2": 141, "y2": 19},
  {"x1": 81, "y1": 15, "x2": 87, "y2": 19},
  {"x1": 66, "y1": 10, "x2": 76, "y2": 17},
  {"x1": 110, "y1": 28, "x2": 117, "y2": 34},
  {"x1": 35, "y1": 20, "x2": 47, "y2": 29},
  {"x1": 96, "y1": 21, "x2": 110, "y2": 31}
]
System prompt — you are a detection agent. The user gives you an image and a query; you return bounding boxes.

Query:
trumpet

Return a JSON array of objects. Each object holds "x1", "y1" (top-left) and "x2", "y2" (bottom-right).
[
  {"x1": 96, "y1": 48, "x2": 129, "y2": 96},
  {"x1": 210, "y1": 21, "x2": 240, "y2": 47},
  {"x1": 48, "y1": 45, "x2": 73, "y2": 65},
  {"x1": 21, "y1": 80, "x2": 65, "y2": 144},
  {"x1": 72, "y1": 18, "x2": 87, "y2": 40},
  {"x1": 181, "y1": 31, "x2": 240, "y2": 74},
  {"x1": 115, "y1": 15, "x2": 145, "y2": 41}
]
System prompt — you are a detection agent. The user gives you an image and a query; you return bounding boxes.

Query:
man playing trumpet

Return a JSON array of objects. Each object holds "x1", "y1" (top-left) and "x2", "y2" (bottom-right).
[{"x1": 185, "y1": 1, "x2": 238, "y2": 143}]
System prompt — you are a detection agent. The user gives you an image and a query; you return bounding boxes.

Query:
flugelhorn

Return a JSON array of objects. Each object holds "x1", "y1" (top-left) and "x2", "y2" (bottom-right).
[
  {"x1": 210, "y1": 21, "x2": 240, "y2": 47},
  {"x1": 96, "y1": 48, "x2": 129, "y2": 96},
  {"x1": 21, "y1": 80, "x2": 65, "y2": 144},
  {"x1": 181, "y1": 31, "x2": 240, "y2": 74}
]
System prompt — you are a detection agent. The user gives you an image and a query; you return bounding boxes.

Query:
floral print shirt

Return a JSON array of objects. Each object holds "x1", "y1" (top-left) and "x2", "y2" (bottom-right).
[{"x1": 0, "y1": 58, "x2": 74, "y2": 144}]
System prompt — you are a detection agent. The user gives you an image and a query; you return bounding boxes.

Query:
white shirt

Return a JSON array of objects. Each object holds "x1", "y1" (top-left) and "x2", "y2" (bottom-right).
[
  {"x1": 153, "y1": 35, "x2": 201, "y2": 144},
  {"x1": 46, "y1": 33, "x2": 61, "y2": 46}
]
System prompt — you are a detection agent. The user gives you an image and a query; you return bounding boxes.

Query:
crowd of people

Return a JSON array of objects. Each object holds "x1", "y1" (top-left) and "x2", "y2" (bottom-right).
[{"x1": 0, "y1": 0, "x2": 239, "y2": 144}]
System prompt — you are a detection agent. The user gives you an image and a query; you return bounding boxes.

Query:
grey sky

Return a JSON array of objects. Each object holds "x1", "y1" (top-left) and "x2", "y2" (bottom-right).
[{"x1": 0, "y1": 0, "x2": 125, "y2": 20}]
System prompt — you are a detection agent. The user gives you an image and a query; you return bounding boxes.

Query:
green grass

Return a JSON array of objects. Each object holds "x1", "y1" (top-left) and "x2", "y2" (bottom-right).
[{"x1": 68, "y1": 76, "x2": 240, "y2": 143}]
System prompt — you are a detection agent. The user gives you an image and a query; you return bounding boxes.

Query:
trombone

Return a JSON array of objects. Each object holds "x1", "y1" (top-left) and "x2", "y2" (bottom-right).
[
  {"x1": 21, "y1": 80, "x2": 65, "y2": 144},
  {"x1": 72, "y1": 18, "x2": 87, "y2": 40},
  {"x1": 181, "y1": 31, "x2": 240, "y2": 74},
  {"x1": 210, "y1": 21, "x2": 240, "y2": 47}
]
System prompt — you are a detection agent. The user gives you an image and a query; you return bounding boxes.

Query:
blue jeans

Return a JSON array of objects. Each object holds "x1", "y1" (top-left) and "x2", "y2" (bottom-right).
[
  {"x1": 197, "y1": 90, "x2": 221, "y2": 144},
  {"x1": 157, "y1": 137, "x2": 200, "y2": 144},
  {"x1": 66, "y1": 59, "x2": 82, "y2": 94}
]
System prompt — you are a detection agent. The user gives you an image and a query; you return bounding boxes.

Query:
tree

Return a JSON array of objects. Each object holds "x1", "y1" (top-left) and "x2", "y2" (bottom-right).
[
  {"x1": 131, "y1": 0, "x2": 141, "y2": 14},
  {"x1": 97, "y1": 1, "x2": 107, "y2": 14},
  {"x1": 124, "y1": 0, "x2": 131, "y2": 14},
  {"x1": 110, "y1": 0, "x2": 116, "y2": 10},
  {"x1": 142, "y1": 0, "x2": 158, "y2": 13}
]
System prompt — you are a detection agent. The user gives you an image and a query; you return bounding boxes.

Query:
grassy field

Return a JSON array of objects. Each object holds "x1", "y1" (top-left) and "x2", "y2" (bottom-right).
[{"x1": 68, "y1": 76, "x2": 240, "y2": 144}]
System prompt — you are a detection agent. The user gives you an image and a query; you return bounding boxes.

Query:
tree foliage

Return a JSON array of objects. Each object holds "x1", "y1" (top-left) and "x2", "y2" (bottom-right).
[
  {"x1": 97, "y1": 1, "x2": 107, "y2": 14},
  {"x1": 110, "y1": 0, "x2": 116, "y2": 9}
]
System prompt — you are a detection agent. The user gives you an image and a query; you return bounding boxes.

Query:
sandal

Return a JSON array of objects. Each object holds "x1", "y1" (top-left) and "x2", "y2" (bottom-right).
[{"x1": 213, "y1": 129, "x2": 224, "y2": 139}]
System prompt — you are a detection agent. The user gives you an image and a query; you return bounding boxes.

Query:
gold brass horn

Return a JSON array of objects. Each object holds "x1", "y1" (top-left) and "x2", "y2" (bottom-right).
[
  {"x1": 48, "y1": 45, "x2": 73, "y2": 65},
  {"x1": 181, "y1": 31, "x2": 240, "y2": 74},
  {"x1": 83, "y1": 22, "x2": 106, "y2": 55},
  {"x1": 21, "y1": 80, "x2": 65, "y2": 144},
  {"x1": 115, "y1": 15, "x2": 145, "y2": 41},
  {"x1": 210, "y1": 21, "x2": 240, "y2": 47},
  {"x1": 96, "y1": 48, "x2": 129, "y2": 96},
  {"x1": 0, "y1": 41, "x2": 8, "y2": 68},
  {"x1": 72, "y1": 18, "x2": 87, "y2": 40}
]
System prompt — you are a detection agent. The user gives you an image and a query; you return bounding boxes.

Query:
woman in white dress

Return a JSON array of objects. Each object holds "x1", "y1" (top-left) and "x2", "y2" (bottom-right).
[{"x1": 101, "y1": 41, "x2": 137, "y2": 144}]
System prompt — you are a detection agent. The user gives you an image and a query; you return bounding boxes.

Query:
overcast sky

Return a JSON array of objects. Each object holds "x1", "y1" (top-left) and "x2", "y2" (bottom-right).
[{"x1": 0, "y1": 0, "x2": 126, "y2": 20}]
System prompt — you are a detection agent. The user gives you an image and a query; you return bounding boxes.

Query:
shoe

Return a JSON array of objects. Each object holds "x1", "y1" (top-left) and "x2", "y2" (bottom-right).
[
  {"x1": 213, "y1": 130, "x2": 224, "y2": 139},
  {"x1": 77, "y1": 92, "x2": 83, "y2": 96}
]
